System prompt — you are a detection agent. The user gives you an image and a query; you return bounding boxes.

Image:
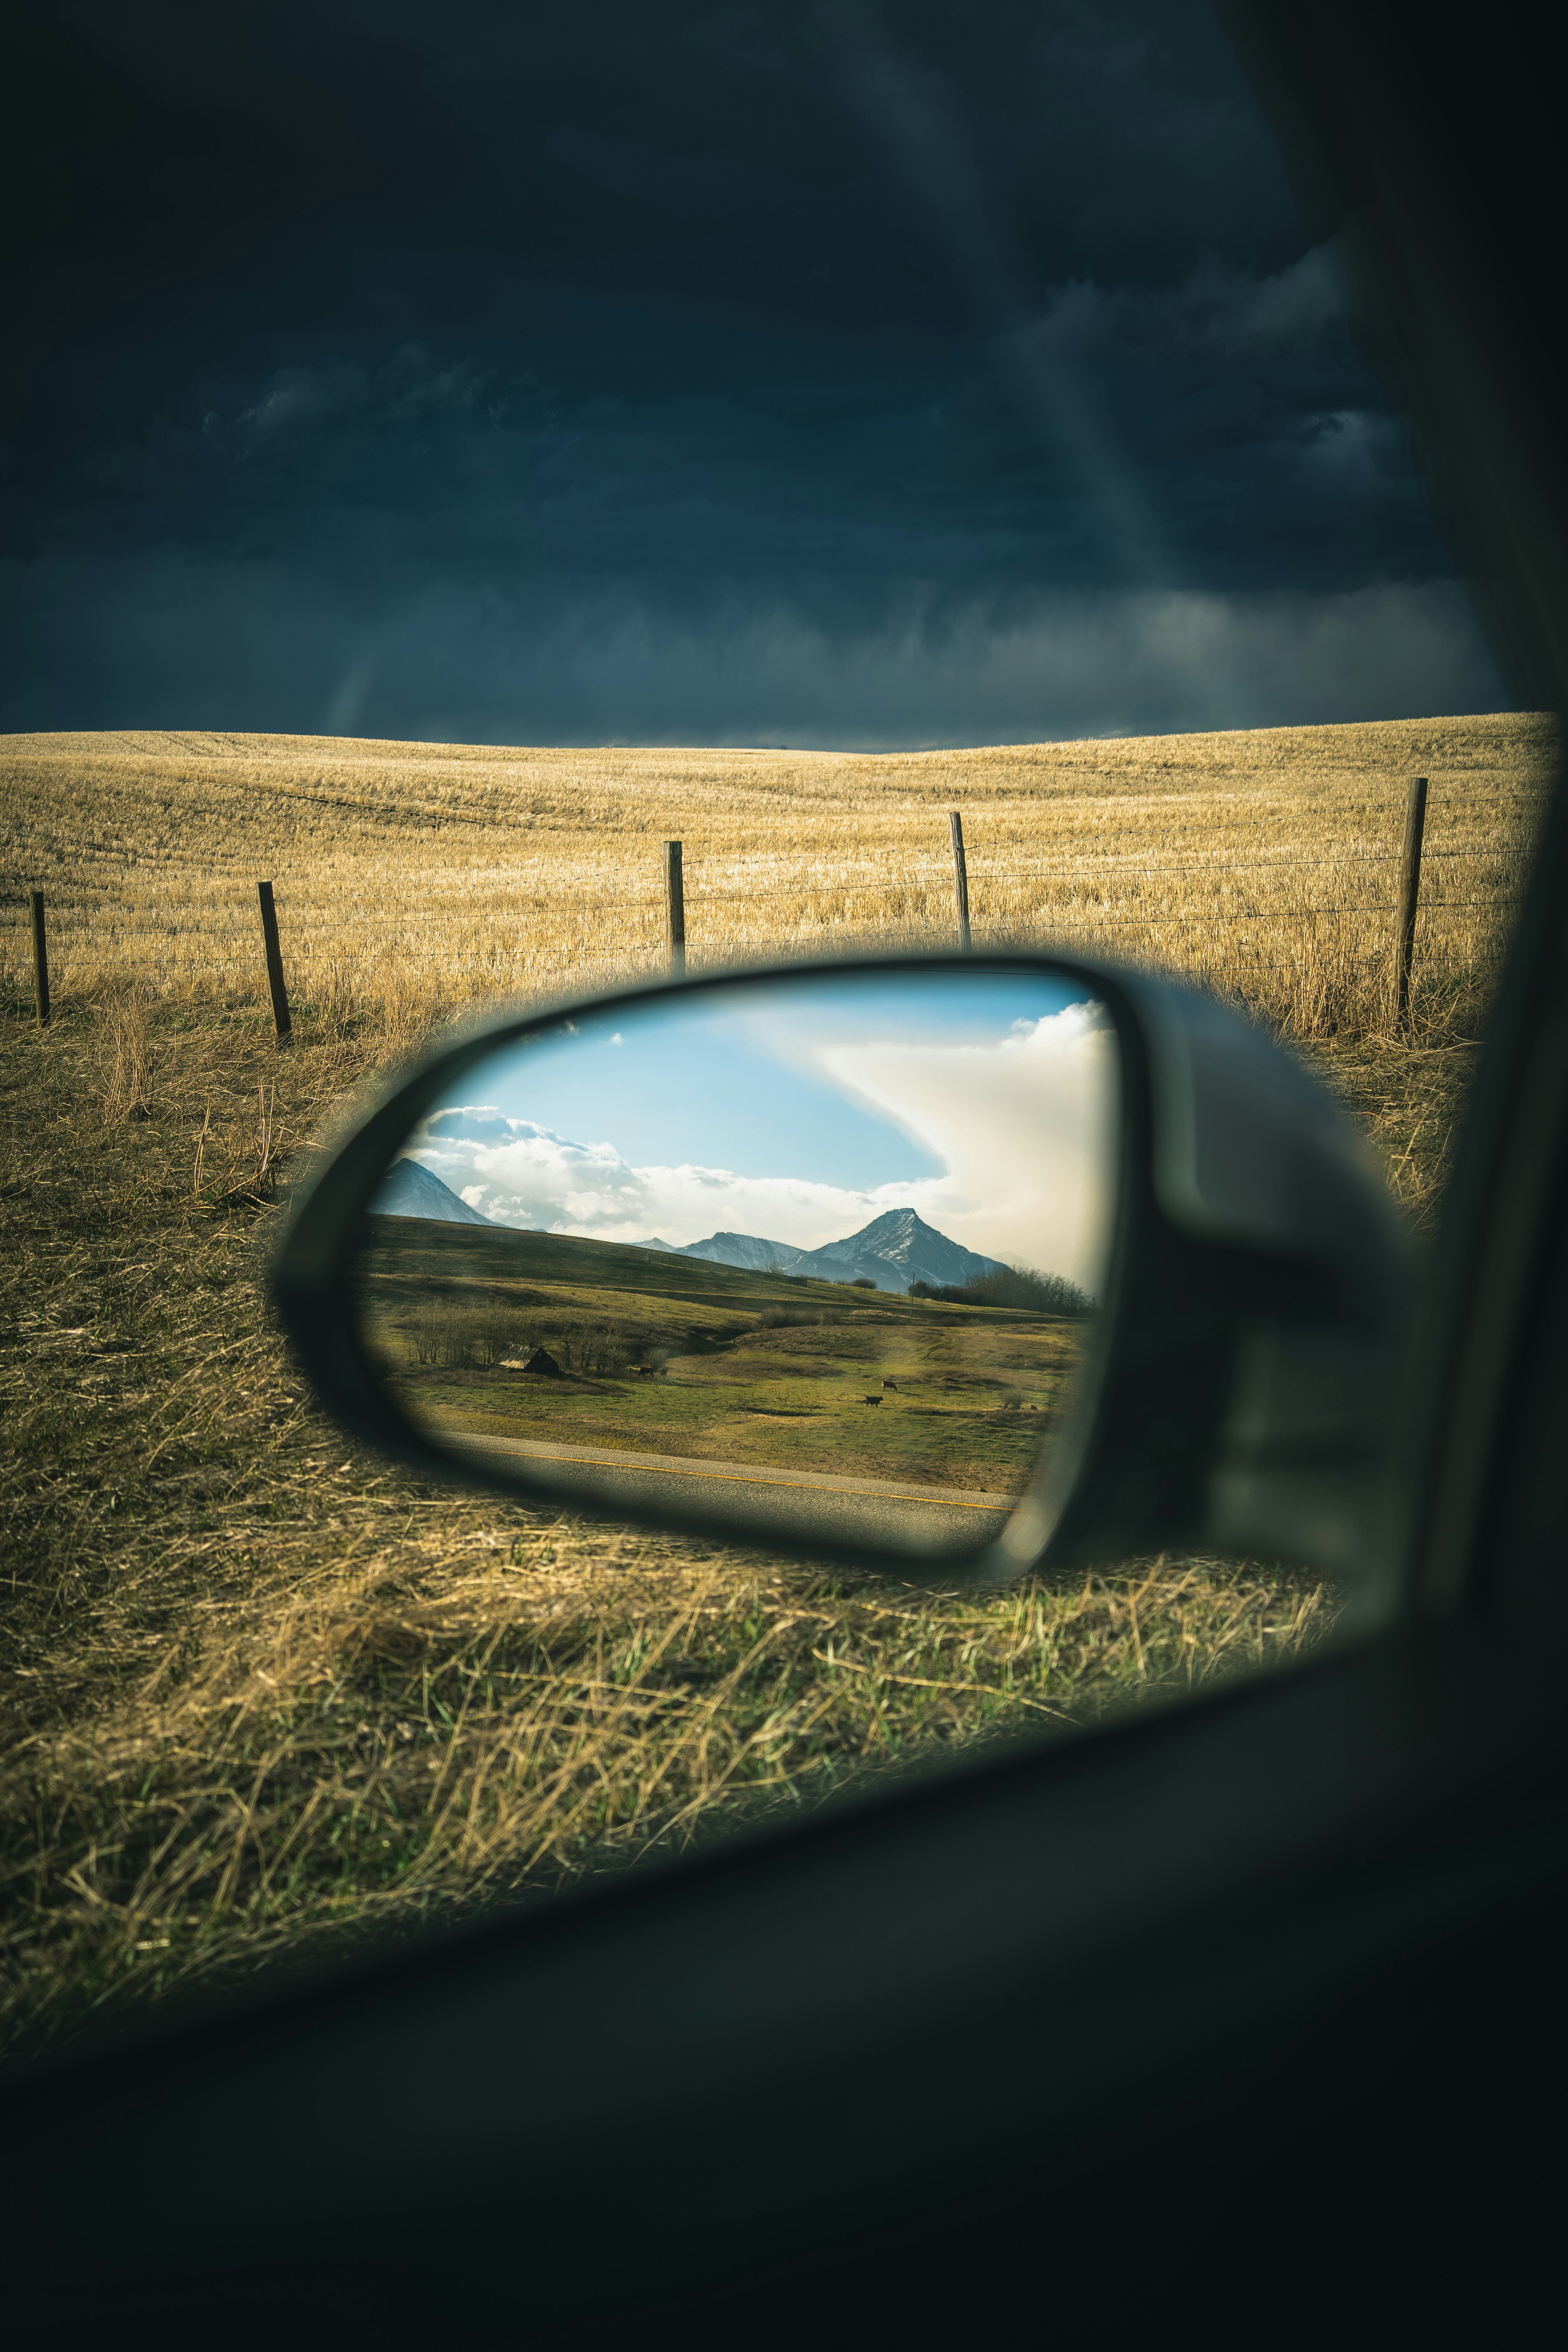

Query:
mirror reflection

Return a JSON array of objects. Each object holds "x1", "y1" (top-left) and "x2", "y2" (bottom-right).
[{"x1": 354, "y1": 969, "x2": 1118, "y2": 1560}]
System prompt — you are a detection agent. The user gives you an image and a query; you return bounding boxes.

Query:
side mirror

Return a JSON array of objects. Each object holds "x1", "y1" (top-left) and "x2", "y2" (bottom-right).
[{"x1": 273, "y1": 955, "x2": 1408, "y2": 1605}]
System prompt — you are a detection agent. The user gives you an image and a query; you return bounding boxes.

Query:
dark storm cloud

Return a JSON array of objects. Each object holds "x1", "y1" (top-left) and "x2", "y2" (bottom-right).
[{"x1": 0, "y1": 0, "x2": 1508, "y2": 743}]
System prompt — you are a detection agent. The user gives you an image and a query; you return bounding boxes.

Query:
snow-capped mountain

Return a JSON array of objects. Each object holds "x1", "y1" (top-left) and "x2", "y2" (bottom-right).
[
  {"x1": 369, "y1": 1174, "x2": 1005, "y2": 1293},
  {"x1": 811, "y1": 1208, "x2": 1005, "y2": 1292},
  {"x1": 675, "y1": 1210, "x2": 1004, "y2": 1294},
  {"x1": 371, "y1": 1158, "x2": 493, "y2": 1227},
  {"x1": 678, "y1": 1231, "x2": 812, "y2": 1275}
]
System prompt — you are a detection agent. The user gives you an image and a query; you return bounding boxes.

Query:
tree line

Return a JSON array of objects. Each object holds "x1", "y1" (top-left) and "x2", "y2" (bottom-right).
[{"x1": 908, "y1": 1266, "x2": 1095, "y2": 1316}]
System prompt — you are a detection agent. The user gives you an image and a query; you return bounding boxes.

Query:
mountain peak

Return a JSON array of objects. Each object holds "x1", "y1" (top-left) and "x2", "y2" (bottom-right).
[
  {"x1": 847, "y1": 1207, "x2": 935, "y2": 1242},
  {"x1": 371, "y1": 1157, "x2": 493, "y2": 1227},
  {"x1": 679, "y1": 1208, "x2": 1005, "y2": 1293}
]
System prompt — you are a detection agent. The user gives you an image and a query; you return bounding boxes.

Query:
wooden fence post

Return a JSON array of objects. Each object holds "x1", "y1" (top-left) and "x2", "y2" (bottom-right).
[
  {"x1": 29, "y1": 891, "x2": 50, "y2": 1028},
  {"x1": 949, "y1": 812, "x2": 971, "y2": 952},
  {"x1": 1395, "y1": 776, "x2": 1429, "y2": 1027},
  {"x1": 664, "y1": 841, "x2": 685, "y2": 975},
  {"x1": 256, "y1": 880, "x2": 293, "y2": 1046}
]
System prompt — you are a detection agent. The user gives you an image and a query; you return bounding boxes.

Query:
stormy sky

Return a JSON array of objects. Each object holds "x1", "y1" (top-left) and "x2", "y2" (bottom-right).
[{"x1": 2, "y1": 0, "x2": 1510, "y2": 747}]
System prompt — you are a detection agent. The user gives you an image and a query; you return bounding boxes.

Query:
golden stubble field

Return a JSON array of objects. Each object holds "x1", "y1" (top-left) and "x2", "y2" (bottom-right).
[
  {"x1": 0, "y1": 712, "x2": 1556, "y2": 2064},
  {"x1": 1, "y1": 711, "x2": 1553, "y2": 1044}
]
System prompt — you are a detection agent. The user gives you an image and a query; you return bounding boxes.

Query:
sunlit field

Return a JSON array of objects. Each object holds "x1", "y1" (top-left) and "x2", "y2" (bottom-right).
[
  {"x1": 0, "y1": 714, "x2": 1554, "y2": 2063},
  {"x1": 1, "y1": 713, "x2": 1550, "y2": 1048},
  {"x1": 360, "y1": 1219, "x2": 1081, "y2": 1559}
]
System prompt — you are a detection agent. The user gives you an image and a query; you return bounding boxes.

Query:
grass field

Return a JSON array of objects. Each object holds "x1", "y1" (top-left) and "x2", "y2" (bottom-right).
[
  {"x1": 1, "y1": 711, "x2": 1551, "y2": 1052},
  {"x1": 361, "y1": 1216, "x2": 1078, "y2": 1500},
  {"x1": 0, "y1": 713, "x2": 1554, "y2": 2065}
]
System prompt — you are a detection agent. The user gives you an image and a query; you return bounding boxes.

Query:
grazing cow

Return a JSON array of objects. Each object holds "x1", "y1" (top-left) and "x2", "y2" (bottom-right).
[
  {"x1": 882, "y1": 1377, "x2": 898, "y2": 1391},
  {"x1": 862, "y1": 1394, "x2": 882, "y2": 1406}
]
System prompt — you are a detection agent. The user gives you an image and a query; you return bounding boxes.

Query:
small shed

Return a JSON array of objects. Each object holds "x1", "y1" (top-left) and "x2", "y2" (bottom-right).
[{"x1": 519, "y1": 1346, "x2": 564, "y2": 1378}]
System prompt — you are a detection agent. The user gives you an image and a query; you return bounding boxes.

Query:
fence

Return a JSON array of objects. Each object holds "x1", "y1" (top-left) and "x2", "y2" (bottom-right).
[{"x1": 13, "y1": 772, "x2": 1537, "y2": 1041}]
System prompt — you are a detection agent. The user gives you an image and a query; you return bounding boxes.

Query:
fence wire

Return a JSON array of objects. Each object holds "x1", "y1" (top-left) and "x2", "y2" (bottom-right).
[{"x1": 5, "y1": 776, "x2": 1541, "y2": 1017}]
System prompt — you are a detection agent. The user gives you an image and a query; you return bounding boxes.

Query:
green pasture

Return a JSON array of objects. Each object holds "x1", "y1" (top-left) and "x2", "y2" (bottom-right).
[{"x1": 357, "y1": 1216, "x2": 1085, "y2": 1492}]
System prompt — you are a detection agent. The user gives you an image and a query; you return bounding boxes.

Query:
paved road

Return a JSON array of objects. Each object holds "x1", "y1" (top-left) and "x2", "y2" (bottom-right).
[{"x1": 438, "y1": 1427, "x2": 1020, "y2": 1554}]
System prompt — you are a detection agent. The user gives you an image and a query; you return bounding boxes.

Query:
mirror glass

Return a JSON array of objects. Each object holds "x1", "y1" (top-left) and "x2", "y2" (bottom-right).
[{"x1": 352, "y1": 967, "x2": 1118, "y2": 1563}]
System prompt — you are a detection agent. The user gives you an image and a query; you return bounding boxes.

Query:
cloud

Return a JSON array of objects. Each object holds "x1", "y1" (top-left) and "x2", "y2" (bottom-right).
[
  {"x1": 235, "y1": 349, "x2": 492, "y2": 439},
  {"x1": 1300, "y1": 410, "x2": 1398, "y2": 486},
  {"x1": 411, "y1": 1112, "x2": 915, "y2": 1252},
  {"x1": 405, "y1": 1003, "x2": 1116, "y2": 1288},
  {"x1": 1023, "y1": 243, "x2": 1350, "y2": 368},
  {"x1": 5, "y1": 4, "x2": 1501, "y2": 756},
  {"x1": 1224, "y1": 245, "x2": 1347, "y2": 354},
  {"x1": 817, "y1": 1001, "x2": 1116, "y2": 1281},
  {"x1": 423, "y1": 1108, "x2": 522, "y2": 1143},
  {"x1": 0, "y1": 552, "x2": 1509, "y2": 744}
]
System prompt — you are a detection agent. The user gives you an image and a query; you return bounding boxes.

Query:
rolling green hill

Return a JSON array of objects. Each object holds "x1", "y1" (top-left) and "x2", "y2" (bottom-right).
[{"x1": 356, "y1": 1214, "x2": 1086, "y2": 1492}]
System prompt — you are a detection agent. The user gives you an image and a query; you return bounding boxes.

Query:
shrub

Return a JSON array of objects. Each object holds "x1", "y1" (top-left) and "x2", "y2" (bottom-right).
[{"x1": 924, "y1": 1266, "x2": 1096, "y2": 1316}]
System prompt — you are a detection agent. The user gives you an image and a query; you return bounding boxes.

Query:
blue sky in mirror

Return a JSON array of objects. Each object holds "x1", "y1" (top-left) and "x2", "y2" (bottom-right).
[
  {"x1": 402, "y1": 971, "x2": 1116, "y2": 1288},
  {"x1": 3, "y1": 2, "x2": 1510, "y2": 745}
]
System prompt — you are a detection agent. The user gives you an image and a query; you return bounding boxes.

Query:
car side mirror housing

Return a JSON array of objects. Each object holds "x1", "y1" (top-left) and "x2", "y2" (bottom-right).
[{"x1": 273, "y1": 954, "x2": 1408, "y2": 1608}]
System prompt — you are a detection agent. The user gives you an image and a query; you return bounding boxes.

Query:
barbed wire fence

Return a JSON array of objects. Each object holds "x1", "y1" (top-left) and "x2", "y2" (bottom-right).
[{"x1": 10, "y1": 772, "x2": 1544, "y2": 1040}]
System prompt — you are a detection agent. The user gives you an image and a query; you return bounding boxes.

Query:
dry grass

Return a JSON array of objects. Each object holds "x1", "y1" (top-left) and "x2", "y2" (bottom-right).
[
  {"x1": 1, "y1": 713, "x2": 1552, "y2": 1046},
  {"x1": 0, "y1": 714, "x2": 1555, "y2": 2065}
]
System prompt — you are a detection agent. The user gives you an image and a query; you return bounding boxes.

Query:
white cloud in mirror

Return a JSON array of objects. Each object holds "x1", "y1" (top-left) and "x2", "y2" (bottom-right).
[{"x1": 815, "y1": 1001, "x2": 1115, "y2": 1285}]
